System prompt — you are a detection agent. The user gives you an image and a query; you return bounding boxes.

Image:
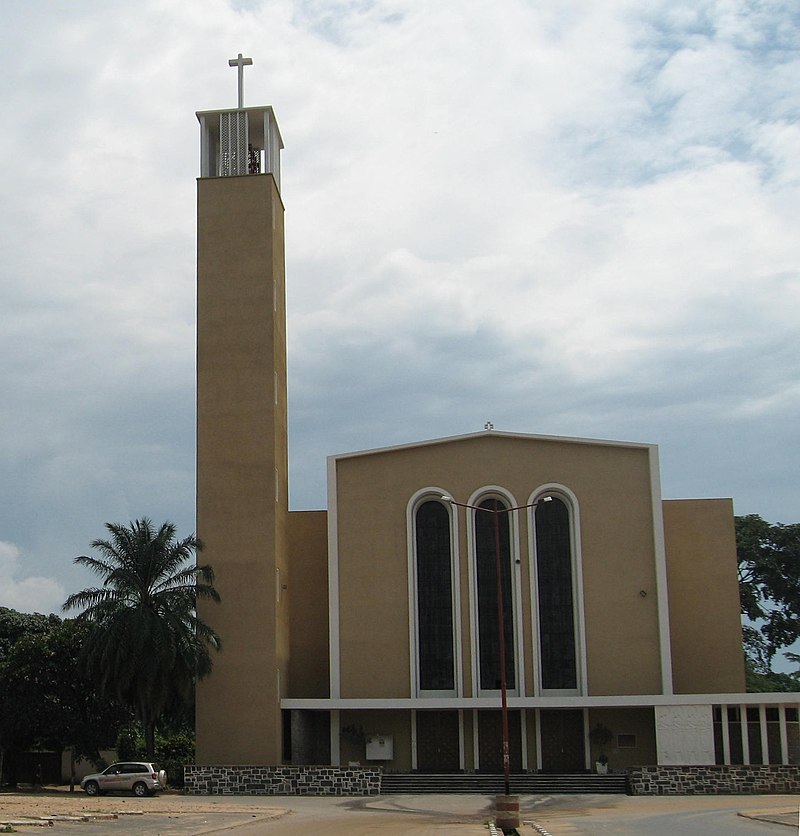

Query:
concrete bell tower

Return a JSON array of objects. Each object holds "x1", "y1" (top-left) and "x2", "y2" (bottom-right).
[{"x1": 195, "y1": 55, "x2": 289, "y2": 764}]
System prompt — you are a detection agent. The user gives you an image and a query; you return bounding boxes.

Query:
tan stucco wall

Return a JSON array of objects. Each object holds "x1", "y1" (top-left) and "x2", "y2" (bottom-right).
[
  {"x1": 339, "y1": 710, "x2": 412, "y2": 770},
  {"x1": 195, "y1": 172, "x2": 289, "y2": 765},
  {"x1": 333, "y1": 434, "x2": 664, "y2": 700},
  {"x1": 663, "y1": 498, "x2": 746, "y2": 694},
  {"x1": 288, "y1": 510, "x2": 330, "y2": 698},
  {"x1": 587, "y1": 707, "x2": 656, "y2": 768}
]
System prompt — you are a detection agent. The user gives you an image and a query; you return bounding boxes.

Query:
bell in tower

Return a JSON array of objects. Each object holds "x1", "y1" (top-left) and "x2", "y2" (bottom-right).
[{"x1": 196, "y1": 53, "x2": 283, "y2": 184}]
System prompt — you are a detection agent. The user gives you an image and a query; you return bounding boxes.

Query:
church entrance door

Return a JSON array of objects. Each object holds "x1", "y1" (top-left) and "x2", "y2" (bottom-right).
[
  {"x1": 539, "y1": 709, "x2": 585, "y2": 772},
  {"x1": 416, "y1": 710, "x2": 460, "y2": 771},
  {"x1": 477, "y1": 710, "x2": 522, "y2": 772}
]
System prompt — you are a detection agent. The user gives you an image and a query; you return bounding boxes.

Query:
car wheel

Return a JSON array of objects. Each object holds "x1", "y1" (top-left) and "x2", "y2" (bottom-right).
[
  {"x1": 84, "y1": 780, "x2": 100, "y2": 796},
  {"x1": 133, "y1": 781, "x2": 150, "y2": 798}
]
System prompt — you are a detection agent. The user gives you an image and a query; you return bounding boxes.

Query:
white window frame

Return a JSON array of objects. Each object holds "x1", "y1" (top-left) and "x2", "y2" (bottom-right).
[
  {"x1": 528, "y1": 484, "x2": 587, "y2": 697},
  {"x1": 407, "y1": 488, "x2": 462, "y2": 698},
  {"x1": 466, "y1": 486, "x2": 525, "y2": 699}
]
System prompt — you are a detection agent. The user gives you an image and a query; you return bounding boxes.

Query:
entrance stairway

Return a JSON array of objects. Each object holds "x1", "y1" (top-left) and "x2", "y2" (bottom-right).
[{"x1": 380, "y1": 772, "x2": 629, "y2": 795}]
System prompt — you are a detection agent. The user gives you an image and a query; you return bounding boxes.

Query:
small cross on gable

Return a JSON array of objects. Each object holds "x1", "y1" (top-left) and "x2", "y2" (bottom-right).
[{"x1": 229, "y1": 53, "x2": 253, "y2": 109}]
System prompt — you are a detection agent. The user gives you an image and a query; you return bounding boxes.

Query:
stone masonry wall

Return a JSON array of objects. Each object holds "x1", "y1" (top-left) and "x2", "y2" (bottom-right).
[
  {"x1": 628, "y1": 765, "x2": 800, "y2": 795},
  {"x1": 184, "y1": 765, "x2": 382, "y2": 796}
]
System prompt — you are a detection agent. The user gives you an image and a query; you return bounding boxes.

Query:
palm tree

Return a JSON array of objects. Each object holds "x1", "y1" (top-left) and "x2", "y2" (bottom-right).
[{"x1": 63, "y1": 518, "x2": 221, "y2": 758}]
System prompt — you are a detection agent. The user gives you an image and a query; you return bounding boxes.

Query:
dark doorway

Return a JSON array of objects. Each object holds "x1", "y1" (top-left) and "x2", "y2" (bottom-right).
[
  {"x1": 540, "y1": 709, "x2": 585, "y2": 772},
  {"x1": 416, "y1": 710, "x2": 460, "y2": 771},
  {"x1": 289, "y1": 710, "x2": 331, "y2": 765},
  {"x1": 477, "y1": 710, "x2": 522, "y2": 772}
]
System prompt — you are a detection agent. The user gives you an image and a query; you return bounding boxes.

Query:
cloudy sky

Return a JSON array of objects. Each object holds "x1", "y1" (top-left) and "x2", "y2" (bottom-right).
[{"x1": 1, "y1": 1, "x2": 798, "y2": 626}]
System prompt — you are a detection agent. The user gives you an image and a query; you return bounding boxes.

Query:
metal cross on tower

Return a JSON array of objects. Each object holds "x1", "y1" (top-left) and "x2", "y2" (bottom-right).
[{"x1": 228, "y1": 53, "x2": 253, "y2": 109}]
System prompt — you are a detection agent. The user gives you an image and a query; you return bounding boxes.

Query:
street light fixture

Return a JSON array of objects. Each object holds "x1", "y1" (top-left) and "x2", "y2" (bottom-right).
[{"x1": 441, "y1": 493, "x2": 552, "y2": 796}]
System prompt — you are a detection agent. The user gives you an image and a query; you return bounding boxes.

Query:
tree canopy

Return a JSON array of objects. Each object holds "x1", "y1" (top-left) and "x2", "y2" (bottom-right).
[
  {"x1": 0, "y1": 611, "x2": 128, "y2": 786},
  {"x1": 736, "y1": 513, "x2": 800, "y2": 689},
  {"x1": 63, "y1": 518, "x2": 221, "y2": 758},
  {"x1": 0, "y1": 607, "x2": 60, "y2": 660}
]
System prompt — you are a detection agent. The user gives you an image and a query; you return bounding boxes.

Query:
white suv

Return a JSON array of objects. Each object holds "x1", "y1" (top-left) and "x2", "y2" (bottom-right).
[{"x1": 80, "y1": 762, "x2": 167, "y2": 797}]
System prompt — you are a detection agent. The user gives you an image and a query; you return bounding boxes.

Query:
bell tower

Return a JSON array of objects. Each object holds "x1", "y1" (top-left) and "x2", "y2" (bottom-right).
[{"x1": 195, "y1": 55, "x2": 289, "y2": 764}]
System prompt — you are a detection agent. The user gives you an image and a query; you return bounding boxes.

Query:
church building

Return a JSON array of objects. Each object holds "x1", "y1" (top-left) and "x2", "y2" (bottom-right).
[{"x1": 193, "y1": 63, "x2": 800, "y2": 789}]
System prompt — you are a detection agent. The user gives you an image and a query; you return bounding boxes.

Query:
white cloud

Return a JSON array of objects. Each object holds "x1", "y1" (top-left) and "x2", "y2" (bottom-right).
[
  {"x1": 0, "y1": 0, "x2": 799, "y2": 607},
  {"x1": 0, "y1": 542, "x2": 65, "y2": 615}
]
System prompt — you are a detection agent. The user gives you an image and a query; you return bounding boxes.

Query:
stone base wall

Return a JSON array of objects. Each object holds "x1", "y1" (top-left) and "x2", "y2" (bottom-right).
[
  {"x1": 628, "y1": 765, "x2": 800, "y2": 795},
  {"x1": 184, "y1": 765, "x2": 382, "y2": 796}
]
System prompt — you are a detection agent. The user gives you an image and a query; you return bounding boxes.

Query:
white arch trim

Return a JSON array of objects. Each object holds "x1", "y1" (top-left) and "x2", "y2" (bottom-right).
[
  {"x1": 465, "y1": 485, "x2": 525, "y2": 698},
  {"x1": 527, "y1": 483, "x2": 587, "y2": 697},
  {"x1": 406, "y1": 488, "x2": 463, "y2": 698}
]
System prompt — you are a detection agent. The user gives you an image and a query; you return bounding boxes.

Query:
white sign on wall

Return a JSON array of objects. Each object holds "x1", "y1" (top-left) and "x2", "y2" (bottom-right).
[{"x1": 366, "y1": 735, "x2": 394, "y2": 761}]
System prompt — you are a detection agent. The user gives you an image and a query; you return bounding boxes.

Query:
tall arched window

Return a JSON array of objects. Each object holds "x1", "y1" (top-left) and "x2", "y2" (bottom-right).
[
  {"x1": 415, "y1": 500, "x2": 455, "y2": 692},
  {"x1": 535, "y1": 496, "x2": 577, "y2": 691},
  {"x1": 475, "y1": 498, "x2": 515, "y2": 691}
]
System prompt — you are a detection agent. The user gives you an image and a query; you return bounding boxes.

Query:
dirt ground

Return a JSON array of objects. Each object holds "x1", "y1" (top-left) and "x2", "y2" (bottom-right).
[{"x1": 0, "y1": 787, "x2": 288, "y2": 825}]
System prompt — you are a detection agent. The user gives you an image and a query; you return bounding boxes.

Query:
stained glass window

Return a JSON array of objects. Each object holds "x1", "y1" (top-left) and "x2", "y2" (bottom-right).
[
  {"x1": 475, "y1": 499, "x2": 515, "y2": 691},
  {"x1": 415, "y1": 500, "x2": 455, "y2": 691},
  {"x1": 535, "y1": 497, "x2": 577, "y2": 690}
]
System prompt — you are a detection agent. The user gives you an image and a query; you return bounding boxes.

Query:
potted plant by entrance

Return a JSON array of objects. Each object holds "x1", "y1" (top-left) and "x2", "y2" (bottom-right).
[
  {"x1": 588, "y1": 723, "x2": 613, "y2": 774},
  {"x1": 340, "y1": 723, "x2": 366, "y2": 765}
]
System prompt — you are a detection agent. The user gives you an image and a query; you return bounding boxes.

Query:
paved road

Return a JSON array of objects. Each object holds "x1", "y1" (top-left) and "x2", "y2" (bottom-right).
[
  {"x1": 225, "y1": 794, "x2": 492, "y2": 834},
  {"x1": 3, "y1": 791, "x2": 798, "y2": 835},
  {"x1": 526, "y1": 793, "x2": 798, "y2": 835}
]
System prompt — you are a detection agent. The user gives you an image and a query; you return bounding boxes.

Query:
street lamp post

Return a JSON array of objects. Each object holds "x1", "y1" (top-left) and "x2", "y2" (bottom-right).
[{"x1": 442, "y1": 493, "x2": 551, "y2": 797}]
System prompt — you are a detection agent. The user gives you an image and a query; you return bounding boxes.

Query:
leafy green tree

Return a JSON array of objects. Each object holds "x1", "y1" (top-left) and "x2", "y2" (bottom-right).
[
  {"x1": 0, "y1": 607, "x2": 60, "y2": 659},
  {"x1": 737, "y1": 514, "x2": 800, "y2": 682},
  {"x1": 744, "y1": 657, "x2": 800, "y2": 693},
  {"x1": 0, "y1": 608, "x2": 64, "y2": 784},
  {"x1": 0, "y1": 612, "x2": 128, "y2": 787},
  {"x1": 63, "y1": 518, "x2": 221, "y2": 759}
]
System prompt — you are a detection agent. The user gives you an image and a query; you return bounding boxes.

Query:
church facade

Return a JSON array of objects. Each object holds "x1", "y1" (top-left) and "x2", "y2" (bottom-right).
[{"x1": 194, "y1": 79, "x2": 800, "y2": 779}]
